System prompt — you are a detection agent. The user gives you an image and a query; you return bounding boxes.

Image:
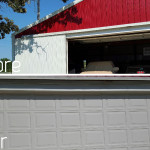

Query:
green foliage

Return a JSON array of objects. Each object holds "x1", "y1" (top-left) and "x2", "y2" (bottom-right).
[
  {"x1": 0, "y1": 15, "x2": 19, "y2": 39},
  {"x1": 0, "y1": 58, "x2": 12, "y2": 72},
  {"x1": 0, "y1": 0, "x2": 30, "y2": 39},
  {"x1": 0, "y1": 0, "x2": 68, "y2": 39}
]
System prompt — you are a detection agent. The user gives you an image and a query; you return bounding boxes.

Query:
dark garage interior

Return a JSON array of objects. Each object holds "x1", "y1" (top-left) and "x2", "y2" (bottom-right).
[{"x1": 68, "y1": 37, "x2": 150, "y2": 74}]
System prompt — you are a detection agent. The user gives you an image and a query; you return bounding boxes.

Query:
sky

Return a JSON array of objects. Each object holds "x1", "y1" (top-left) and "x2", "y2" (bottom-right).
[{"x1": 0, "y1": 0, "x2": 74, "y2": 60}]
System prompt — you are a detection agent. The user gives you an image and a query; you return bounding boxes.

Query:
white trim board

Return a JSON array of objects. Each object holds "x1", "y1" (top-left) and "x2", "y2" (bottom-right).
[
  {"x1": 12, "y1": 0, "x2": 83, "y2": 36},
  {"x1": 67, "y1": 22, "x2": 150, "y2": 39},
  {"x1": 1, "y1": 74, "x2": 150, "y2": 80}
]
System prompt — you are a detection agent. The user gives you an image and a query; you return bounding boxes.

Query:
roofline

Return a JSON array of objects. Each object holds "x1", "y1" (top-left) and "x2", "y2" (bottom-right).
[
  {"x1": 12, "y1": 0, "x2": 84, "y2": 36},
  {"x1": 14, "y1": 21, "x2": 150, "y2": 40}
]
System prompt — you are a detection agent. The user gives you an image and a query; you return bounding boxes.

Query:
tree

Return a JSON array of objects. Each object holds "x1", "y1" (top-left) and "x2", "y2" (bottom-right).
[
  {"x1": 0, "y1": 58, "x2": 12, "y2": 73},
  {"x1": 0, "y1": 0, "x2": 68, "y2": 39}
]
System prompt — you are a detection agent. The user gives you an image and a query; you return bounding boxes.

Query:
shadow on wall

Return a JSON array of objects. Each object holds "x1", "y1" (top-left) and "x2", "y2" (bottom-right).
[
  {"x1": 15, "y1": 5, "x2": 82, "y2": 58},
  {"x1": 15, "y1": 38, "x2": 48, "y2": 60}
]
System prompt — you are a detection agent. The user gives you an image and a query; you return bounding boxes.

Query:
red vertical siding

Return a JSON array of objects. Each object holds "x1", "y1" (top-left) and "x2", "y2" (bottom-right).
[
  {"x1": 140, "y1": 0, "x2": 147, "y2": 22},
  {"x1": 146, "y1": 0, "x2": 150, "y2": 20},
  {"x1": 127, "y1": 0, "x2": 134, "y2": 23},
  {"x1": 106, "y1": 0, "x2": 112, "y2": 26},
  {"x1": 16, "y1": 0, "x2": 150, "y2": 38},
  {"x1": 122, "y1": 0, "x2": 128, "y2": 24},
  {"x1": 134, "y1": 0, "x2": 140, "y2": 22},
  {"x1": 117, "y1": 0, "x2": 123, "y2": 25}
]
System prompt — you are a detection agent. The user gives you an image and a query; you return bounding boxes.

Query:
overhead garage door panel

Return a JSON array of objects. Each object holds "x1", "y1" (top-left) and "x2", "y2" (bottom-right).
[{"x1": 0, "y1": 95, "x2": 150, "y2": 150}]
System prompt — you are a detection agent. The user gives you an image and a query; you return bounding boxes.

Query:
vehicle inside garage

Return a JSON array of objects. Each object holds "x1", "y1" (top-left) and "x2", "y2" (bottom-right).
[{"x1": 68, "y1": 34, "x2": 150, "y2": 74}]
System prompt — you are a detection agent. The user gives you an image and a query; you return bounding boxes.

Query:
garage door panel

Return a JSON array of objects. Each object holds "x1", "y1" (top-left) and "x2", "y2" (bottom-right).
[
  {"x1": 8, "y1": 132, "x2": 31, "y2": 149},
  {"x1": 104, "y1": 96, "x2": 125, "y2": 109},
  {"x1": 108, "y1": 129, "x2": 128, "y2": 145},
  {"x1": 82, "y1": 99, "x2": 103, "y2": 110},
  {"x1": 85, "y1": 147, "x2": 105, "y2": 150},
  {"x1": 110, "y1": 148, "x2": 127, "y2": 150},
  {"x1": 60, "y1": 113, "x2": 80, "y2": 128},
  {"x1": 34, "y1": 113, "x2": 56, "y2": 129},
  {"x1": 1, "y1": 95, "x2": 150, "y2": 150},
  {"x1": 33, "y1": 100, "x2": 56, "y2": 110},
  {"x1": 7, "y1": 113, "x2": 31, "y2": 129},
  {"x1": 131, "y1": 147, "x2": 150, "y2": 150},
  {"x1": 147, "y1": 98, "x2": 150, "y2": 125},
  {"x1": 0, "y1": 112, "x2": 4, "y2": 130},
  {"x1": 35, "y1": 132, "x2": 57, "y2": 147},
  {"x1": 0, "y1": 100, "x2": 4, "y2": 110},
  {"x1": 107, "y1": 111, "x2": 126, "y2": 127},
  {"x1": 60, "y1": 131, "x2": 81, "y2": 146},
  {"x1": 32, "y1": 97, "x2": 56, "y2": 110},
  {"x1": 58, "y1": 100, "x2": 80, "y2": 111},
  {"x1": 6, "y1": 99, "x2": 30, "y2": 111},
  {"x1": 130, "y1": 129, "x2": 150, "y2": 145},
  {"x1": 83, "y1": 112, "x2": 103, "y2": 127},
  {"x1": 129, "y1": 111, "x2": 149, "y2": 126},
  {"x1": 85, "y1": 130, "x2": 104, "y2": 146},
  {"x1": 126, "y1": 96, "x2": 147, "y2": 109}
]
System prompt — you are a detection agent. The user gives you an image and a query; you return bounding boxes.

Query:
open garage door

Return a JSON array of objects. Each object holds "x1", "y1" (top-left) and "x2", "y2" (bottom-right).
[
  {"x1": 68, "y1": 32, "x2": 150, "y2": 74},
  {"x1": 1, "y1": 94, "x2": 150, "y2": 150}
]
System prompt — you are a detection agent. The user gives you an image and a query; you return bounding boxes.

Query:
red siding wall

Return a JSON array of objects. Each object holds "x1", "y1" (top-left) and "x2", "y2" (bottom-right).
[{"x1": 16, "y1": 0, "x2": 150, "y2": 38}]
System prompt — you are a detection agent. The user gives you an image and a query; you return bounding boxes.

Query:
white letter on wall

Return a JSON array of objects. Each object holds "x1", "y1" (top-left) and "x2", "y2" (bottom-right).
[
  {"x1": 12, "y1": 61, "x2": 21, "y2": 73},
  {"x1": 0, "y1": 61, "x2": 3, "y2": 73},
  {"x1": 5, "y1": 61, "x2": 11, "y2": 73},
  {"x1": 1, "y1": 137, "x2": 7, "y2": 149}
]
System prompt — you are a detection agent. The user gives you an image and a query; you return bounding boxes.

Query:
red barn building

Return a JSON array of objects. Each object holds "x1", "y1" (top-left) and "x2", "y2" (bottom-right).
[
  {"x1": 13, "y1": 0, "x2": 150, "y2": 74},
  {"x1": 1, "y1": 1, "x2": 149, "y2": 149}
]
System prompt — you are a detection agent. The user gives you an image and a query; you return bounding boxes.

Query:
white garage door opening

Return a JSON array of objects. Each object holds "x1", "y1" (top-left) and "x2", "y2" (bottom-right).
[{"x1": 68, "y1": 33, "x2": 150, "y2": 74}]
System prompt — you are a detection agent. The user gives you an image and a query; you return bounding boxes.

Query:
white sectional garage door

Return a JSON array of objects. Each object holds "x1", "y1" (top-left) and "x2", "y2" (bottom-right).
[{"x1": 0, "y1": 94, "x2": 150, "y2": 150}]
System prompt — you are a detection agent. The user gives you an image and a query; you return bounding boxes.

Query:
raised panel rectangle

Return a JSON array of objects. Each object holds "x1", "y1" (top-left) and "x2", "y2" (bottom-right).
[
  {"x1": 61, "y1": 131, "x2": 81, "y2": 146},
  {"x1": 84, "y1": 112, "x2": 103, "y2": 127},
  {"x1": 61, "y1": 113, "x2": 80, "y2": 127},
  {"x1": 107, "y1": 112, "x2": 126, "y2": 126},
  {"x1": 34, "y1": 100, "x2": 55, "y2": 110},
  {"x1": 35, "y1": 113, "x2": 56, "y2": 129},
  {"x1": 129, "y1": 111, "x2": 148, "y2": 125},
  {"x1": 9, "y1": 133, "x2": 31, "y2": 148},
  {"x1": 85, "y1": 131, "x2": 104, "y2": 145},
  {"x1": 106, "y1": 99, "x2": 125, "y2": 108},
  {"x1": 131, "y1": 148, "x2": 150, "y2": 150},
  {"x1": 131, "y1": 129, "x2": 150, "y2": 144},
  {"x1": 0, "y1": 113, "x2": 3, "y2": 129},
  {"x1": 59, "y1": 100, "x2": 79, "y2": 110},
  {"x1": 8, "y1": 113, "x2": 30, "y2": 129},
  {"x1": 83, "y1": 100, "x2": 102, "y2": 109},
  {"x1": 111, "y1": 148, "x2": 127, "y2": 150},
  {"x1": 36, "y1": 132, "x2": 57, "y2": 147},
  {"x1": 108, "y1": 130, "x2": 127, "y2": 144},
  {"x1": 6, "y1": 100, "x2": 30, "y2": 110},
  {"x1": 0, "y1": 100, "x2": 3, "y2": 110},
  {"x1": 127, "y1": 98, "x2": 147, "y2": 108}
]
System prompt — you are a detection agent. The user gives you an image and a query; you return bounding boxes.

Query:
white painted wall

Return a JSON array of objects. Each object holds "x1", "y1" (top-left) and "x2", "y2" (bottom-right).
[{"x1": 13, "y1": 35, "x2": 67, "y2": 74}]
